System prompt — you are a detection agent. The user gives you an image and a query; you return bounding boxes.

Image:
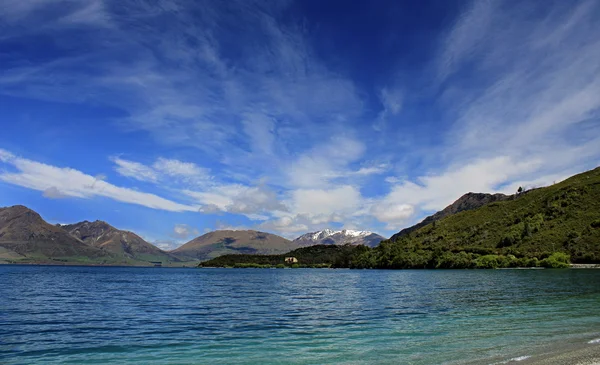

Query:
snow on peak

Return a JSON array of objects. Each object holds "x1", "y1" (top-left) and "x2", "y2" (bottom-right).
[
  {"x1": 339, "y1": 229, "x2": 372, "y2": 237},
  {"x1": 309, "y1": 229, "x2": 336, "y2": 240},
  {"x1": 303, "y1": 229, "x2": 373, "y2": 241}
]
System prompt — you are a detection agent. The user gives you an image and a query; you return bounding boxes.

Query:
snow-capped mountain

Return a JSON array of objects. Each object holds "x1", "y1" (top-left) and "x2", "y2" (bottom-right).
[{"x1": 293, "y1": 229, "x2": 386, "y2": 248}]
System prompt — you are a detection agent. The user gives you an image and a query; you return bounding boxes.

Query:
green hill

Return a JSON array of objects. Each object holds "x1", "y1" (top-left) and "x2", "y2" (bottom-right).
[
  {"x1": 171, "y1": 230, "x2": 296, "y2": 261},
  {"x1": 199, "y1": 244, "x2": 365, "y2": 268},
  {"x1": 352, "y1": 166, "x2": 600, "y2": 269}
]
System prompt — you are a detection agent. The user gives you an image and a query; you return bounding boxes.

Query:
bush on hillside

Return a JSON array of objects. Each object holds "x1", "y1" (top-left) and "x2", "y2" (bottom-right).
[{"x1": 540, "y1": 252, "x2": 570, "y2": 268}]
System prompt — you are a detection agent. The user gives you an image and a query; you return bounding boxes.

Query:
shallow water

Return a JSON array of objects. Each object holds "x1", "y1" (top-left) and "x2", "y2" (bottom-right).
[{"x1": 1, "y1": 266, "x2": 599, "y2": 364}]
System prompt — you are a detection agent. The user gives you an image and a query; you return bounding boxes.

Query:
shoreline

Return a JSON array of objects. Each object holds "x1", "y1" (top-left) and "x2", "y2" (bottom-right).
[
  {"x1": 3, "y1": 260, "x2": 600, "y2": 269},
  {"x1": 520, "y1": 340, "x2": 600, "y2": 365},
  {"x1": 469, "y1": 337, "x2": 600, "y2": 365},
  {"x1": 571, "y1": 264, "x2": 600, "y2": 269}
]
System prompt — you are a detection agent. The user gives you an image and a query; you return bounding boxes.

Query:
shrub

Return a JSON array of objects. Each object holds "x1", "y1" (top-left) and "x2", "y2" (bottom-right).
[
  {"x1": 474, "y1": 255, "x2": 502, "y2": 269},
  {"x1": 540, "y1": 252, "x2": 570, "y2": 268}
]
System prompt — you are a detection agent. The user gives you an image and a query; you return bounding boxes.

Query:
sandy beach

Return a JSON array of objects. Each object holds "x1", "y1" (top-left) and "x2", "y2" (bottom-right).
[{"x1": 518, "y1": 341, "x2": 600, "y2": 365}]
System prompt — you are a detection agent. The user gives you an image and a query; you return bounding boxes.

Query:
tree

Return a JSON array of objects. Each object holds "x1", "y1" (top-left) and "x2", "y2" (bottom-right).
[{"x1": 517, "y1": 186, "x2": 523, "y2": 194}]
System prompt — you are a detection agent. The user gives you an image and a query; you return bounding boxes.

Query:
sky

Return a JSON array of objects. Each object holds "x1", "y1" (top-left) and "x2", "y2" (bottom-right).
[{"x1": 1, "y1": 0, "x2": 599, "y2": 249}]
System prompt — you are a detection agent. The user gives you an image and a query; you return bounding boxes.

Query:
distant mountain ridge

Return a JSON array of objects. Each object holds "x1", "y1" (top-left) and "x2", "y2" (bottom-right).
[
  {"x1": 0, "y1": 205, "x2": 385, "y2": 264},
  {"x1": 171, "y1": 230, "x2": 296, "y2": 261},
  {"x1": 0, "y1": 205, "x2": 110, "y2": 262},
  {"x1": 63, "y1": 220, "x2": 181, "y2": 264},
  {"x1": 0, "y1": 205, "x2": 184, "y2": 265},
  {"x1": 294, "y1": 229, "x2": 386, "y2": 247}
]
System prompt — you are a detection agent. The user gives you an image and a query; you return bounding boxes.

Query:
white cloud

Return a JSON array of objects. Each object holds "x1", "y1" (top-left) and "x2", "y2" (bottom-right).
[
  {"x1": 374, "y1": 87, "x2": 403, "y2": 131},
  {"x1": 59, "y1": 0, "x2": 111, "y2": 27},
  {"x1": 438, "y1": 0, "x2": 496, "y2": 81},
  {"x1": 256, "y1": 185, "x2": 367, "y2": 236},
  {"x1": 153, "y1": 240, "x2": 182, "y2": 251},
  {"x1": 0, "y1": 149, "x2": 15, "y2": 162},
  {"x1": 361, "y1": 0, "x2": 600, "y2": 233},
  {"x1": 371, "y1": 203, "x2": 414, "y2": 229},
  {"x1": 0, "y1": 150, "x2": 198, "y2": 212},
  {"x1": 0, "y1": 0, "x2": 364, "y2": 176},
  {"x1": 353, "y1": 164, "x2": 389, "y2": 176},
  {"x1": 172, "y1": 224, "x2": 199, "y2": 240},
  {"x1": 258, "y1": 216, "x2": 309, "y2": 236},
  {"x1": 286, "y1": 136, "x2": 366, "y2": 188},
  {"x1": 112, "y1": 156, "x2": 211, "y2": 185},
  {"x1": 111, "y1": 157, "x2": 158, "y2": 182},
  {"x1": 185, "y1": 183, "x2": 287, "y2": 218},
  {"x1": 2, "y1": 0, "x2": 599, "y2": 240},
  {"x1": 227, "y1": 184, "x2": 288, "y2": 214},
  {"x1": 380, "y1": 88, "x2": 403, "y2": 115},
  {"x1": 184, "y1": 185, "x2": 242, "y2": 211},
  {"x1": 292, "y1": 185, "x2": 362, "y2": 217},
  {"x1": 383, "y1": 157, "x2": 539, "y2": 213},
  {"x1": 241, "y1": 113, "x2": 276, "y2": 156},
  {"x1": 0, "y1": 0, "x2": 110, "y2": 27},
  {"x1": 440, "y1": 0, "x2": 600, "y2": 162},
  {"x1": 43, "y1": 186, "x2": 67, "y2": 199},
  {"x1": 153, "y1": 158, "x2": 209, "y2": 178},
  {"x1": 198, "y1": 204, "x2": 222, "y2": 214}
]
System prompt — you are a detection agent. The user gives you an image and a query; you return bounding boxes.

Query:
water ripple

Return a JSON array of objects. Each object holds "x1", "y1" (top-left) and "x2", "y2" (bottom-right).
[{"x1": 1, "y1": 267, "x2": 599, "y2": 364}]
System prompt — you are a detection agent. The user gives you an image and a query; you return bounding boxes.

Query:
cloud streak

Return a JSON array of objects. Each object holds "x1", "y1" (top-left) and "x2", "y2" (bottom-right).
[
  {"x1": 0, "y1": 149, "x2": 198, "y2": 212},
  {"x1": 1, "y1": 0, "x2": 599, "y2": 239}
]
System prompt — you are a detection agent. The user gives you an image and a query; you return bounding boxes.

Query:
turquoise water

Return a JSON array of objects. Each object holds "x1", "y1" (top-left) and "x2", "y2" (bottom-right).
[{"x1": 1, "y1": 266, "x2": 599, "y2": 364}]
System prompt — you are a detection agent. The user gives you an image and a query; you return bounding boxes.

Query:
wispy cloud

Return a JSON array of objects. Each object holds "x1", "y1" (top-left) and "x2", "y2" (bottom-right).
[
  {"x1": 1, "y1": 0, "x2": 599, "y2": 239},
  {"x1": 111, "y1": 157, "x2": 159, "y2": 183},
  {"x1": 373, "y1": 87, "x2": 403, "y2": 131},
  {"x1": 369, "y1": 0, "x2": 600, "y2": 229},
  {"x1": 172, "y1": 224, "x2": 199, "y2": 240},
  {"x1": 111, "y1": 156, "x2": 211, "y2": 186},
  {"x1": 0, "y1": 149, "x2": 198, "y2": 212}
]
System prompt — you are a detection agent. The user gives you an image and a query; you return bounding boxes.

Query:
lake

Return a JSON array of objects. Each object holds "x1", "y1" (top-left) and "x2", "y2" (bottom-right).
[{"x1": 1, "y1": 266, "x2": 599, "y2": 364}]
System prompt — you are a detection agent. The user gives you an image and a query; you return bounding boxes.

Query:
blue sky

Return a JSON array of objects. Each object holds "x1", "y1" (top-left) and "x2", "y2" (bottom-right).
[{"x1": 1, "y1": 0, "x2": 599, "y2": 249}]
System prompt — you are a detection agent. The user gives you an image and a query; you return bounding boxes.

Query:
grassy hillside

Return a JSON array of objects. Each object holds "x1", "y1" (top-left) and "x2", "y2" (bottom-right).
[
  {"x1": 352, "y1": 167, "x2": 600, "y2": 269},
  {"x1": 172, "y1": 230, "x2": 296, "y2": 261}
]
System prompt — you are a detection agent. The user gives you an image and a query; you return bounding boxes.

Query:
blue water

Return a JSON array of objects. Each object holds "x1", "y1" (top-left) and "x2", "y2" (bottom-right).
[{"x1": 1, "y1": 266, "x2": 599, "y2": 364}]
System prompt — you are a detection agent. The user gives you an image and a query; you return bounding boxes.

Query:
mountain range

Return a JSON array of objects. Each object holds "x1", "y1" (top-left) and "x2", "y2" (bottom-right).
[
  {"x1": 3, "y1": 166, "x2": 598, "y2": 267},
  {"x1": 293, "y1": 229, "x2": 386, "y2": 247},
  {"x1": 62, "y1": 220, "x2": 181, "y2": 264},
  {"x1": 0, "y1": 205, "x2": 386, "y2": 265},
  {"x1": 0, "y1": 205, "x2": 111, "y2": 263},
  {"x1": 0, "y1": 206, "x2": 188, "y2": 265}
]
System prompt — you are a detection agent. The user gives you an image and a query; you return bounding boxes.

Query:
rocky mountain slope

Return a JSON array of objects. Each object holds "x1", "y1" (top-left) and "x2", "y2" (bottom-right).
[
  {"x1": 63, "y1": 220, "x2": 181, "y2": 264},
  {"x1": 171, "y1": 230, "x2": 296, "y2": 261},
  {"x1": 390, "y1": 192, "x2": 511, "y2": 241},
  {"x1": 0, "y1": 205, "x2": 109, "y2": 263},
  {"x1": 294, "y1": 229, "x2": 386, "y2": 247}
]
